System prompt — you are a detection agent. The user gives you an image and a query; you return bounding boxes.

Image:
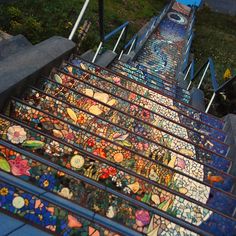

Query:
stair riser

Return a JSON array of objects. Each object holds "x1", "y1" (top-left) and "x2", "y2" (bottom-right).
[
  {"x1": 59, "y1": 66, "x2": 228, "y2": 158},
  {"x1": 5, "y1": 102, "x2": 236, "y2": 234},
  {"x1": 22, "y1": 87, "x2": 235, "y2": 194},
  {"x1": 111, "y1": 65, "x2": 191, "y2": 103}
]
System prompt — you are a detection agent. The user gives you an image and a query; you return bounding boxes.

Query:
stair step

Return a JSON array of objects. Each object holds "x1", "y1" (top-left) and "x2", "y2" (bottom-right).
[
  {"x1": 134, "y1": 63, "x2": 177, "y2": 83},
  {"x1": 58, "y1": 62, "x2": 229, "y2": 159},
  {"x1": 0, "y1": 141, "x2": 158, "y2": 235},
  {"x1": 0, "y1": 172, "x2": 123, "y2": 235},
  {"x1": 0, "y1": 116, "x2": 218, "y2": 236},
  {"x1": 2, "y1": 96, "x2": 236, "y2": 235},
  {"x1": 67, "y1": 58, "x2": 226, "y2": 142},
  {"x1": 21, "y1": 86, "x2": 236, "y2": 194},
  {"x1": 113, "y1": 60, "x2": 179, "y2": 87},
  {"x1": 68, "y1": 57, "x2": 225, "y2": 131},
  {"x1": 110, "y1": 61, "x2": 191, "y2": 104},
  {"x1": 34, "y1": 78, "x2": 232, "y2": 174}
]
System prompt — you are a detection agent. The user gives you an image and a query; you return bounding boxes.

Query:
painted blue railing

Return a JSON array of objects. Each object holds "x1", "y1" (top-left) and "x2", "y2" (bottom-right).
[
  {"x1": 104, "y1": 21, "x2": 129, "y2": 42},
  {"x1": 183, "y1": 57, "x2": 220, "y2": 112},
  {"x1": 92, "y1": 21, "x2": 129, "y2": 62},
  {"x1": 118, "y1": 1, "x2": 172, "y2": 60}
]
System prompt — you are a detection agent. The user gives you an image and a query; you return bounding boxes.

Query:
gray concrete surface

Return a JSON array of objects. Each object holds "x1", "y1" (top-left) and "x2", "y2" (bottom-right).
[
  {"x1": 0, "y1": 34, "x2": 32, "y2": 61},
  {"x1": 0, "y1": 36, "x2": 75, "y2": 110}
]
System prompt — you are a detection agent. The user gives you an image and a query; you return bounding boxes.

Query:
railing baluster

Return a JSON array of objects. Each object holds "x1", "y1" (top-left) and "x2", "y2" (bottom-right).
[
  {"x1": 69, "y1": 0, "x2": 90, "y2": 40},
  {"x1": 127, "y1": 37, "x2": 136, "y2": 55},
  {"x1": 197, "y1": 62, "x2": 210, "y2": 89},
  {"x1": 92, "y1": 41, "x2": 103, "y2": 63},
  {"x1": 113, "y1": 26, "x2": 126, "y2": 52},
  {"x1": 205, "y1": 92, "x2": 216, "y2": 113}
]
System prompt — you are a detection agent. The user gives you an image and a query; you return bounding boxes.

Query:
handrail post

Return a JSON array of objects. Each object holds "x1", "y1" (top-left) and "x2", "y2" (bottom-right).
[
  {"x1": 118, "y1": 50, "x2": 124, "y2": 60},
  {"x1": 127, "y1": 37, "x2": 137, "y2": 55},
  {"x1": 205, "y1": 92, "x2": 216, "y2": 113},
  {"x1": 92, "y1": 41, "x2": 103, "y2": 63},
  {"x1": 187, "y1": 80, "x2": 192, "y2": 91},
  {"x1": 184, "y1": 63, "x2": 192, "y2": 81},
  {"x1": 197, "y1": 61, "x2": 210, "y2": 89},
  {"x1": 69, "y1": 0, "x2": 90, "y2": 40},
  {"x1": 113, "y1": 26, "x2": 126, "y2": 53}
]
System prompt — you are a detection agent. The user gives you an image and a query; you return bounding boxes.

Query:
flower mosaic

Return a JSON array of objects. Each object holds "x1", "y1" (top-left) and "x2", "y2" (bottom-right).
[
  {"x1": 23, "y1": 87, "x2": 234, "y2": 193},
  {"x1": 0, "y1": 180, "x2": 120, "y2": 236},
  {"x1": 52, "y1": 67, "x2": 229, "y2": 162},
  {"x1": 0, "y1": 2, "x2": 235, "y2": 236},
  {"x1": 110, "y1": 61, "x2": 191, "y2": 104},
  {"x1": 64, "y1": 60, "x2": 226, "y2": 145},
  {"x1": 0, "y1": 115, "x2": 236, "y2": 235},
  {"x1": 38, "y1": 78, "x2": 230, "y2": 174},
  {"x1": 72, "y1": 58, "x2": 226, "y2": 142},
  {"x1": 0, "y1": 124, "x2": 202, "y2": 235}
]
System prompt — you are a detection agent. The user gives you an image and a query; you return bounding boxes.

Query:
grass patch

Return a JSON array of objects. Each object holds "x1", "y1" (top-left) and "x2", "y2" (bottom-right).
[
  {"x1": 192, "y1": 6, "x2": 236, "y2": 84},
  {"x1": 0, "y1": 0, "x2": 167, "y2": 52}
]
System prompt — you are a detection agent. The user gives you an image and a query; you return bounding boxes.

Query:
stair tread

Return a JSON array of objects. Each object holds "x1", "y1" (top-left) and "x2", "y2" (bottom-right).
[
  {"x1": 69, "y1": 57, "x2": 225, "y2": 131},
  {"x1": 1, "y1": 97, "x2": 236, "y2": 235},
  {"x1": 110, "y1": 62, "x2": 191, "y2": 104},
  {"x1": 59, "y1": 62, "x2": 229, "y2": 157},
  {"x1": 0, "y1": 175, "x2": 120, "y2": 236}
]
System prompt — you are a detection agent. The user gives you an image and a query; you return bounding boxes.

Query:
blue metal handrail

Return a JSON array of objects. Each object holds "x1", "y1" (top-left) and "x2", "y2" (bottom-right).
[
  {"x1": 216, "y1": 75, "x2": 236, "y2": 93},
  {"x1": 104, "y1": 21, "x2": 129, "y2": 42},
  {"x1": 92, "y1": 21, "x2": 129, "y2": 62},
  {"x1": 183, "y1": 57, "x2": 220, "y2": 112},
  {"x1": 124, "y1": 34, "x2": 138, "y2": 50}
]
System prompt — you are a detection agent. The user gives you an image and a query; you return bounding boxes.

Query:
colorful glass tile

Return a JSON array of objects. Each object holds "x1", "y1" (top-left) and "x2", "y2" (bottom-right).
[
  {"x1": 39, "y1": 77, "x2": 230, "y2": 174},
  {"x1": 23, "y1": 87, "x2": 235, "y2": 195},
  {"x1": 53, "y1": 68, "x2": 229, "y2": 159},
  {"x1": 66, "y1": 59, "x2": 226, "y2": 142},
  {"x1": 0, "y1": 180, "x2": 119, "y2": 236}
]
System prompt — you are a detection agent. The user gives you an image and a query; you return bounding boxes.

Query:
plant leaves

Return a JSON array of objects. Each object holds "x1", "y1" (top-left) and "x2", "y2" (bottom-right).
[
  {"x1": 80, "y1": 63, "x2": 88, "y2": 71},
  {"x1": 54, "y1": 74, "x2": 62, "y2": 84},
  {"x1": 121, "y1": 140, "x2": 132, "y2": 147},
  {"x1": 0, "y1": 157, "x2": 11, "y2": 172},
  {"x1": 113, "y1": 133, "x2": 129, "y2": 141},
  {"x1": 67, "y1": 108, "x2": 77, "y2": 123},
  {"x1": 22, "y1": 140, "x2": 45, "y2": 149}
]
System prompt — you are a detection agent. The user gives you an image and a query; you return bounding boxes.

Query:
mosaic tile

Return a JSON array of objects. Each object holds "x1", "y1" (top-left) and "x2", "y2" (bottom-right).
[
  {"x1": 56, "y1": 66, "x2": 229, "y2": 159},
  {"x1": 23, "y1": 86, "x2": 234, "y2": 194},
  {"x1": 41, "y1": 75, "x2": 230, "y2": 175},
  {"x1": 0, "y1": 120, "x2": 204, "y2": 235},
  {"x1": 0, "y1": 180, "x2": 119, "y2": 236},
  {"x1": 68, "y1": 59, "x2": 226, "y2": 142},
  {"x1": 2, "y1": 106, "x2": 236, "y2": 235},
  {"x1": 109, "y1": 63, "x2": 191, "y2": 104}
]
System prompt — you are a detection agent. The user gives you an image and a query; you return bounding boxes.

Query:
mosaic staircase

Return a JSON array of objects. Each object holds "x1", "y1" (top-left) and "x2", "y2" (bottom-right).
[{"x1": 0, "y1": 1, "x2": 236, "y2": 236}]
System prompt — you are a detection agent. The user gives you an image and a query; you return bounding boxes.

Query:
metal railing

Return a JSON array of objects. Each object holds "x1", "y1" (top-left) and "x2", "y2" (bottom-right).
[
  {"x1": 92, "y1": 21, "x2": 129, "y2": 62},
  {"x1": 118, "y1": 34, "x2": 138, "y2": 60},
  {"x1": 117, "y1": 2, "x2": 172, "y2": 61},
  {"x1": 69, "y1": 0, "x2": 171, "y2": 64},
  {"x1": 69, "y1": 0, "x2": 90, "y2": 40},
  {"x1": 183, "y1": 58, "x2": 220, "y2": 113}
]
